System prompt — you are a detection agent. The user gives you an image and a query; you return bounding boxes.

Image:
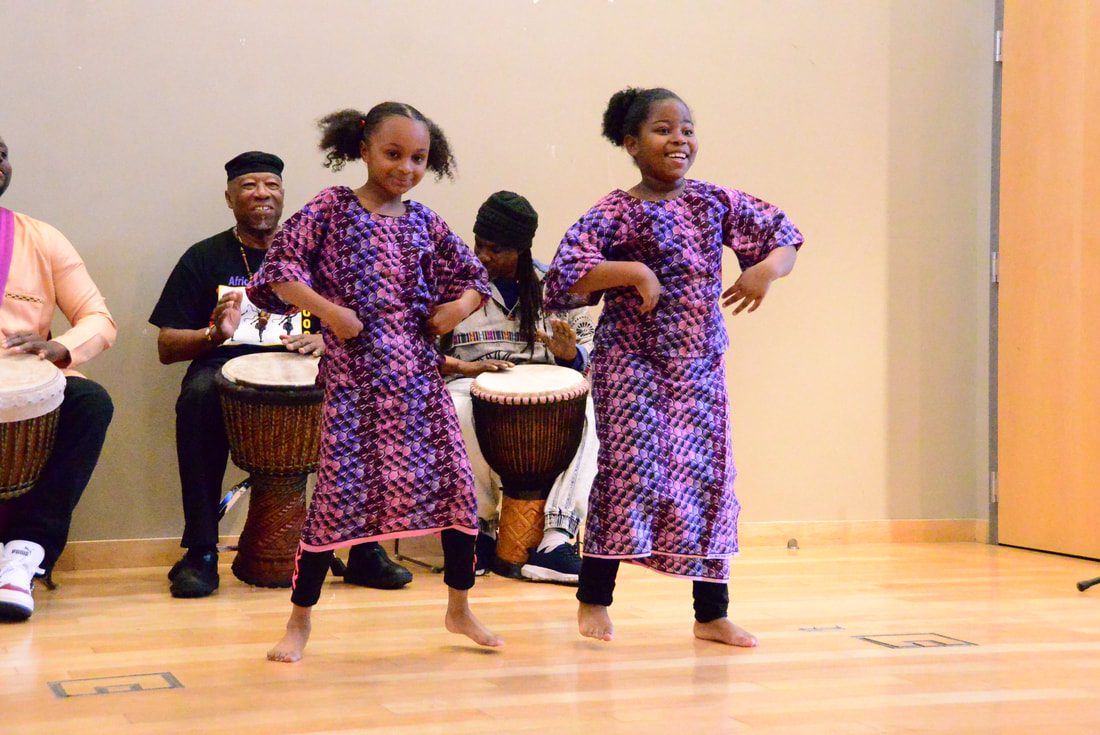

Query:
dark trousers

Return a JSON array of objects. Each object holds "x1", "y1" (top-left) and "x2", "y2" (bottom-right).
[
  {"x1": 175, "y1": 359, "x2": 233, "y2": 549},
  {"x1": 290, "y1": 530, "x2": 476, "y2": 607},
  {"x1": 576, "y1": 556, "x2": 730, "y2": 623},
  {"x1": 1, "y1": 377, "x2": 113, "y2": 572}
]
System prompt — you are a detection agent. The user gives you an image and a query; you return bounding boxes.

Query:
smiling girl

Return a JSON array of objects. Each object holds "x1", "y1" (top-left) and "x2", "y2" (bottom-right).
[
  {"x1": 544, "y1": 87, "x2": 804, "y2": 647},
  {"x1": 248, "y1": 102, "x2": 501, "y2": 661}
]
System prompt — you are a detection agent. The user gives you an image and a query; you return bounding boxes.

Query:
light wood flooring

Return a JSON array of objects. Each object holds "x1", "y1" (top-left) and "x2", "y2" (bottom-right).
[{"x1": 3, "y1": 542, "x2": 1099, "y2": 734}]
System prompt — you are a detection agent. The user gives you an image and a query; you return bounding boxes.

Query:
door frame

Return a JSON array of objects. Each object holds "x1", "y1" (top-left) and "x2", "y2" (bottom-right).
[{"x1": 989, "y1": 0, "x2": 1003, "y2": 544}]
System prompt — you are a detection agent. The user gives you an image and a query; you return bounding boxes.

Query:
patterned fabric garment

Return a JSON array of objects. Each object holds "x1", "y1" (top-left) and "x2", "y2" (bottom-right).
[
  {"x1": 545, "y1": 180, "x2": 803, "y2": 582},
  {"x1": 587, "y1": 350, "x2": 736, "y2": 580},
  {"x1": 248, "y1": 186, "x2": 490, "y2": 550},
  {"x1": 543, "y1": 180, "x2": 803, "y2": 357}
]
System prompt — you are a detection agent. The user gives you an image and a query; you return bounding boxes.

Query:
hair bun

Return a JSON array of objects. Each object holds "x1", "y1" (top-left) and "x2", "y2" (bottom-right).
[
  {"x1": 317, "y1": 108, "x2": 369, "y2": 171},
  {"x1": 602, "y1": 87, "x2": 642, "y2": 146}
]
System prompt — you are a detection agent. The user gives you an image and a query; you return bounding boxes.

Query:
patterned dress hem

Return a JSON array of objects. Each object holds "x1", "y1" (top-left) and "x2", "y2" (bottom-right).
[
  {"x1": 586, "y1": 550, "x2": 740, "y2": 583},
  {"x1": 622, "y1": 559, "x2": 732, "y2": 583},
  {"x1": 583, "y1": 550, "x2": 740, "y2": 561},
  {"x1": 299, "y1": 524, "x2": 477, "y2": 553}
]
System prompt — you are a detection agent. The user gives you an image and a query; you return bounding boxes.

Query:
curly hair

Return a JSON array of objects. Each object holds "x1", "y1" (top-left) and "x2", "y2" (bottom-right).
[
  {"x1": 601, "y1": 87, "x2": 685, "y2": 146},
  {"x1": 317, "y1": 102, "x2": 456, "y2": 179}
]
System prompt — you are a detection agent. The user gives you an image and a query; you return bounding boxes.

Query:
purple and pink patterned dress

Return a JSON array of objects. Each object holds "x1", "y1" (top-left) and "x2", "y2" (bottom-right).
[
  {"x1": 248, "y1": 186, "x2": 490, "y2": 552},
  {"x1": 544, "y1": 180, "x2": 803, "y2": 582}
]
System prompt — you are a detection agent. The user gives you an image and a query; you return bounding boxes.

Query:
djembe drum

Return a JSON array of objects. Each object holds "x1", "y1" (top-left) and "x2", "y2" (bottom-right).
[
  {"x1": 471, "y1": 364, "x2": 588, "y2": 577},
  {"x1": 216, "y1": 353, "x2": 323, "y2": 587},
  {"x1": 0, "y1": 353, "x2": 65, "y2": 503}
]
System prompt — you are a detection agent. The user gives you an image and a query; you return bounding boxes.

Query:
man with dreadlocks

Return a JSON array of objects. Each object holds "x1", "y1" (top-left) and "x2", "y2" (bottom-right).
[{"x1": 442, "y1": 191, "x2": 597, "y2": 585}]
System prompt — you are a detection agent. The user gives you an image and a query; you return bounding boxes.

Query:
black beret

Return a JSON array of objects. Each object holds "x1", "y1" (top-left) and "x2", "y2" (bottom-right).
[
  {"x1": 225, "y1": 151, "x2": 284, "y2": 182},
  {"x1": 473, "y1": 191, "x2": 538, "y2": 250}
]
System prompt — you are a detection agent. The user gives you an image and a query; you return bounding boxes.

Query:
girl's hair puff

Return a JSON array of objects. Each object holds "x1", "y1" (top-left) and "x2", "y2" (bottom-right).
[
  {"x1": 601, "y1": 87, "x2": 684, "y2": 146},
  {"x1": 318, "y1": 102, "x2": 456, "y2": 179}
]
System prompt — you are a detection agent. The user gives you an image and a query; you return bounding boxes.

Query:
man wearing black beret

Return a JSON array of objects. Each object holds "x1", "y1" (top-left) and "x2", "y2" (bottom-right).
[{"x1": 150, "y1": 152, "x2": 412, "y2": 598}]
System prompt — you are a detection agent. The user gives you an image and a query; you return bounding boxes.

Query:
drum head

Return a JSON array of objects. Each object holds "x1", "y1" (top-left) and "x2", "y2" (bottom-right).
[
  {"x1": 221, "y1": 353, "x2": 320, "y2": 388},
  {"x1": 472, "y1": 364, "x2": 588, "y2": 403},
  {"x1": 0, "y1": 352, "x2": 66, "y2": 422}
]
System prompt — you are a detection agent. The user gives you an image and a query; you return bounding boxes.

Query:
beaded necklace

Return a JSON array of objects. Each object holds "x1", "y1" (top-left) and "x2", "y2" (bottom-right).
[
  {"x1": 232, "y1": 227, "x2": 263, "y2": 278},
  {"x1": 232, "y1": 227, "x2": 271, "y2": 334}
]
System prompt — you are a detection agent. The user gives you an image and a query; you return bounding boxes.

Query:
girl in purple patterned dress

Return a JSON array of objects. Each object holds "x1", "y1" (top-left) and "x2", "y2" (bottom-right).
[
  {"x1": 248, "y1": 103, "x2": 503, "y2": 661},
  {"x1": 544, "y1": 88, "x2": 804, "y2": 646}
]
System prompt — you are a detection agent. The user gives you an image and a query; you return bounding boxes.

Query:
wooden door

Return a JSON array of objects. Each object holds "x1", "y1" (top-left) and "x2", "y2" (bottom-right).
[{"x1": 998, "y1": 0, "x2": 1100, "y2": 558}]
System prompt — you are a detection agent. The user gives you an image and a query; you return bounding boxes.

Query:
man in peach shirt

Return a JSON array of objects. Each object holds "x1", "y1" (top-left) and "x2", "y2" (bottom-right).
[{"x1": 0, "y1": 134, "x2": 116, "y2": 622}]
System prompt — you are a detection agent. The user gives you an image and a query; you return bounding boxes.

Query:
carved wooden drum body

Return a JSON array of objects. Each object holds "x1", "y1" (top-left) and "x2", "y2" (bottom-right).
[
  {"x1": 0, "y1": 353, "x2": 65, "y2": 502},
  {"x1": 471, "y1": 365, "x2": 588, "y2": 571},
  {"x1": 216, "y1": 353, "x2": 322, "y2": 587}
]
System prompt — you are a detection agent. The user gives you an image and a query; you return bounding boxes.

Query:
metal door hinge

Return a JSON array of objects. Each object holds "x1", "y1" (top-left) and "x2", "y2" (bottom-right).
[
  {"x1": 991, "y1": 251, "x2": 999, "y2": 284},
  {"x1": 990, "y1": 470, "x2": 998, "y2": 504},
  {"x1": 995, "y1": 30, "x2": 1003, "y2": 63}
]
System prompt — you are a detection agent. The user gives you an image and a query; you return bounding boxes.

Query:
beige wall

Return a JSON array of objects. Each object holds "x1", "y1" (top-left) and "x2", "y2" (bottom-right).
[{"x1": 0, "y1": 0, "x2": 994, "y2": 543}]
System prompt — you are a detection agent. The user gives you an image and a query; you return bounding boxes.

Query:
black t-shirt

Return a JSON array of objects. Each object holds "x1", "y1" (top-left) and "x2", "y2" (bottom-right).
[{"x1": 150, "y1": 229, "x2": 298, "y2": 363}]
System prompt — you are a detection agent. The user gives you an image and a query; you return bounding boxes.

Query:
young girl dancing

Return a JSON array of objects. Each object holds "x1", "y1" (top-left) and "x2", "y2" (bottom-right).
[
  {"x1": 248, "y1": 102, "x2": 502, "y2": 662},
  {"x1": 544, "y1": 87, "x2": 804, "y2": 647}
]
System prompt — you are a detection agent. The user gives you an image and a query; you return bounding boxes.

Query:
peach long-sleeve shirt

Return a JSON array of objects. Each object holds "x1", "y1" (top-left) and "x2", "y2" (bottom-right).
[{"x1": 1, "y1": 210, "x2": 116, "y2": 372}]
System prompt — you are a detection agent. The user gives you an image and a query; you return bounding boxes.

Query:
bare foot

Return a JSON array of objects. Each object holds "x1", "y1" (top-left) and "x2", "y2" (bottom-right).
[
  {"x1": 445, "y1": 588, "x2": 503, "y2": 648},
  {"x1": 578, "y1": 602, "x2": 614, "y2": 641},
  {"x1": 693, "y1": 618, "x2": 757, "y2": 647},
  {"x1": 267, "y1": 604, "x2": 312, "y2": 662}
]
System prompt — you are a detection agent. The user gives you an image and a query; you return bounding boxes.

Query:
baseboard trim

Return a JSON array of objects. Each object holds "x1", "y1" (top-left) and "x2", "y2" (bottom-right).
[
  {"x1": 738, "y1": 519, "x2": 988, "y2": 546},
  {"x1": 56, "y1": 519, "x2": 988, "y2": 572},
  {"x1": 53, "y1": 536, "x2": 240, "y2": 572}
]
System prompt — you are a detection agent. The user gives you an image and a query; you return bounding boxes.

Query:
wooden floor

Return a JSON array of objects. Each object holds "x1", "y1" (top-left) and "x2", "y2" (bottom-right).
[{"x1": 3, "y1": 542, "x2": 1099, "y2": 734}]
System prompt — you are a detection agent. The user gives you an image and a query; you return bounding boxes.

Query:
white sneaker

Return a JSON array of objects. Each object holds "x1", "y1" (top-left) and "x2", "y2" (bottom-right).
[{"x1": 0, "y1": 540, "x2": 46, "y2": 621}]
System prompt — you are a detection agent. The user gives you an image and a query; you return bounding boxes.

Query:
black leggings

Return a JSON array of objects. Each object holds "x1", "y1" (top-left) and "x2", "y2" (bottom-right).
[
  {"x1": 576, "y1": 556, "x2": 730, "y2": 623},
  {"x1": 290, "y1": 529, "x2": 476, "y2": 607}
]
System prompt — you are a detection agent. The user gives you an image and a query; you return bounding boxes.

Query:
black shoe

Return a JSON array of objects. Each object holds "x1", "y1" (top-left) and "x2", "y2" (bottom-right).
[
  {"x1": 169, "y1": 551, "x2": 219, "y2": 598},
  {"x1": 475, "y1": 532, "x2": 496, "y2": 576},
  {"x1": 521, "y1": 542, "x2": 581, "y2": 585},
  {"x1": 343, "y1": 543, "x2": 412, "y2": 590}
]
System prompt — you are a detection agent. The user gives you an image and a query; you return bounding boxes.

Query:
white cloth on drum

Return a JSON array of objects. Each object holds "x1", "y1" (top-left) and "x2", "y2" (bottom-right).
[
  {"x1": 220, "y1": 352, "x2": 320, "y2": 387},
  {"x1": 0, "y1": 354, "x2": 66, "y2": 423},
  {"x1": 447, "y1": 376, "x2": 597, "y2": 538}
]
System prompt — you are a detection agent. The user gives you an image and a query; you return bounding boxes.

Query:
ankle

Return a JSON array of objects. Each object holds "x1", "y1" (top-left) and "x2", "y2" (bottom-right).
[
  {"x1": 447, "y1": 588, "x2": 471, "y2": 611},
  {"x1": 288, "y1": 605, "x2": 312, "y2": 628},
  {"x1": 537, "y1": 529, "x2": 571, "y2": 553},
  {"x1": 186, "y1": 545, "x2": 218, "y2": 560}
]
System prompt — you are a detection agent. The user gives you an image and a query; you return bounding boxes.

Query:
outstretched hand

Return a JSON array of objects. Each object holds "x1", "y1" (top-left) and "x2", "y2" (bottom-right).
[
  {"x1": 537, "y1": 318, "x2": 578, "y2": 362},
  {"x1": 722, "y1": 262, "x2": 774, "y2": 315},
  {"x1": 2, "y1": 329, "x2": 70, "y2": 365},
  {"x1": 281, "y1": 332, "x2": 324, "y2": 356},
  {"x1": 459, "y1": 359, "x2": 513, "y2": 378},
  {"x1": 211, "y1": 291, "x2": 244, "y2": 341}
]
